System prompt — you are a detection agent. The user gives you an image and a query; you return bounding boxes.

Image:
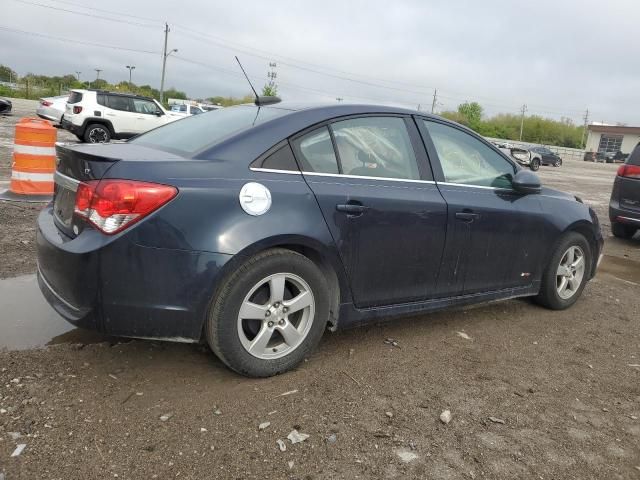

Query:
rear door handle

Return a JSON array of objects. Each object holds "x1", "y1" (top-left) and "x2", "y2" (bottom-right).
[
  {"x1": 455, "y1": 212, "x2": 480, "y2": 222},
  {"x1": 336, "y1": 204, "x2": 368, "y2": 215}
]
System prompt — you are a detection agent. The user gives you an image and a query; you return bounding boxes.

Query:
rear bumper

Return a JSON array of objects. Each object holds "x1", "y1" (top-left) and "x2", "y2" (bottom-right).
[
  {"x1": 609, "y1": 200, "x2": 640, "y2": 225},
  {"x1": 37, "y1": 206, "x2": 233, "y2": 341},
  {"x1": 61, "y1": 118, "x2": 83, "y2": 136}
]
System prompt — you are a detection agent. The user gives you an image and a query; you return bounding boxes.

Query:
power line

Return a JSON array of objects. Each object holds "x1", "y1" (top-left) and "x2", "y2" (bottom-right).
[
  {"x1": 45, "y1": 0, "x2": 165, "y2": 25},
  {"x1": 10, "y1": 0, "x2": 160, "y2": 29},
  {"x1": 0, "y1": 25, "x2": 161, "y2": 54}
]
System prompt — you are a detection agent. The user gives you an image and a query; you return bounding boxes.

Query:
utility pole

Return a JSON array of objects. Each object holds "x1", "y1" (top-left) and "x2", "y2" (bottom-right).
[
  {"x1": 431, "y1": 88, "x2": 438, "y2": 113},
  {"x1": 75, "y1": 71, "x2": 81, "y2": 81},
  {"x1": 581, "y1": 108, "x2": 590, "y2": 149},
  {"x1": 159, "y1": 23, "x2": 177, "y2": 104},
  {"x1": 519, "y1": 104, "x2": 527, "y2": 141},
  {"x1": 94, "y1": 69, "x2": 102, "y2": 89},
  {"x1": 126, "y1": 65, "x2": 136, "y2": 90}
]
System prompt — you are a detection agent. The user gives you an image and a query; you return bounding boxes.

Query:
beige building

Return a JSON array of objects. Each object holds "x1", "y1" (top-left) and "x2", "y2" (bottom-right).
[{"x1": 585, "y1": 124, "x2": 640, "y2": 156}]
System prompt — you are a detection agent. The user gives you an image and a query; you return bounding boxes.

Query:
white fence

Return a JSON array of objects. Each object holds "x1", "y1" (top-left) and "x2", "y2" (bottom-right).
[{"x1": 485, "y1": 137, "x2": 585, "y2": 161}]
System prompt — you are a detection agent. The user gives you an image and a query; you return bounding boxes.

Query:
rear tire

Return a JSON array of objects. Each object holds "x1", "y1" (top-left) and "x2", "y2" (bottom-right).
[
  {"x1": 612, "y1": 222, "x2": 637, "y2": 239},
  {"x1": 84, "y1": 123, "x2": 111, "y2": 143},
  {"x1": 205, "y1": 249, "x2": 330, "y2": 377},
  {"x1": 530, "y1": 157, "x2": 540, "y2": 171},
  {"x1": 535, "y1": 232, "x2": 591, "y2": 310}
]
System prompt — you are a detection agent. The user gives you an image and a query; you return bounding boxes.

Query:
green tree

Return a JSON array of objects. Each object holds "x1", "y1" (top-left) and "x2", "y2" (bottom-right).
[
  {"x1": 206, "y1": 94, "x2": 255, "y2": 106},
  {"x1": 261, "y1": 83, "x2": 278, "y2": 96},
  {"x1": 457, "y1": 101, "x2": 483, "y2": 129},
  {"x1": 0, "y1": 65, "x2": 17, "y2": 82}
]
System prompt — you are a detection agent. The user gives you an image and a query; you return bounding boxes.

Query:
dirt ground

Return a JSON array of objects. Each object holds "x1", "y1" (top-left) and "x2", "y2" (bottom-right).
[{"x1": 1, "y1": 102, "x2": 639, "y2": 479}]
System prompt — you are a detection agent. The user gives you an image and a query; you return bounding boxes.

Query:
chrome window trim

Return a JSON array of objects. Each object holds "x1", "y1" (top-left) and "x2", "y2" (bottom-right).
[
  {"x1": 437, "y1": 181, "x2": 515, "y2": 192},
  {"x1": 249, "y1": 167, "x2": 302, "y2": 175},
  {"x1": 54, "y1": 171, "x2": 80, "y2": 192},
  {"x1": 301, "y1": 171, "x2": 436, "y2": 185}
]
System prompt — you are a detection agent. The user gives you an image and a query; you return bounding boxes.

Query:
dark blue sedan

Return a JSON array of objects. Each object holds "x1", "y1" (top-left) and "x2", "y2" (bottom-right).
[{"x1": 37, "y1": 102, "x2": 603, "y2": 377}]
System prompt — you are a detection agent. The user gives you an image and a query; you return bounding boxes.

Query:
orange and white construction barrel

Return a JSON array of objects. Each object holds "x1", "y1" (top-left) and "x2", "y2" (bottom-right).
[{"x1": 0, "y1": 117, "x2": 56, "y2": 202}]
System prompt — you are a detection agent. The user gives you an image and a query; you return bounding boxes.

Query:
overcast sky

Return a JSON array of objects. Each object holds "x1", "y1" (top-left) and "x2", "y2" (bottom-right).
[{"x1": 2, "y1": 0, "x2": 639, "y2": 124}]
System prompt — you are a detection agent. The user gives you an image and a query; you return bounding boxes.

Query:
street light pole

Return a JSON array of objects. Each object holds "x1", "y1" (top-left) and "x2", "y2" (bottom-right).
[
  {"x1": 159, "y1": 23, "x2": 177, "y2": 104},
  {"x1": 75, "y1": 71, "x2": 81, "y2": 81},
  {"x1": 94, "y1": 69, "x2": 102, "y2": 89},
  {"x1": 126, "y1": 65, "x2": 135, "y2": 90}
]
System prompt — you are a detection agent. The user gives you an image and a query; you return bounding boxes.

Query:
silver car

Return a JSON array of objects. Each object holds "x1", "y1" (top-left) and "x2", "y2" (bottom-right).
[{"x1": 36, "y1": 95, "x2": 68, "y2": 123}]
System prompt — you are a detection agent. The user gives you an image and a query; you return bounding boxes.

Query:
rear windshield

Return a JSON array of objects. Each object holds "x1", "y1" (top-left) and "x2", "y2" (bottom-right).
[
  {"x1": 131, "y1": 105, "x2": 288, "y2": 156},
  {"x1": 68, "y1": 91, "x2": 83, "y2": 104},
  {"x1": 628, "y1": 143, "x2": 640, "y2": 166}
]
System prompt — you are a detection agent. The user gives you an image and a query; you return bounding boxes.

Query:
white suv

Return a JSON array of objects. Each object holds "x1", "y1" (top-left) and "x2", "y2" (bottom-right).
[{"x1": 62, "y1": 89, "x2": 180, "y2": 143}]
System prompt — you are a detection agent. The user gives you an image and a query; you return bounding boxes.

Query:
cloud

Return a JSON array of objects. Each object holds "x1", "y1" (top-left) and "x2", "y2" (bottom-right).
[{"x1": 2, "y1": 0, "x2": 638, "y2": 124}]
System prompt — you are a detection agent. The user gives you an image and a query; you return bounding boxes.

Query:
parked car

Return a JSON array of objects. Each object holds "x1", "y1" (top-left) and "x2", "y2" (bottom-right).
[
  {"x1": 498, "y1": 146, "x2": 541, "y2": 171},
  {"x1": 169, "y1": 103, "x2": 205, "y2": 116},
  {"x1": 609, "y1": 143, "x2": 640, "y2": 239},
  {"x1": 529, "y1": 146, "x2": 563, "y2": 167},
  {"x1": 0, "y1": 98, "x2": 12, "y2": 114},
  {"x1": 36, "y1": 94, "x2": 69, "y2": 123},
  {"x1": 61, "y1": 89, "x2": 180, "y2": 143},
  {"x1": 37, "y1": 102, "x2": 603, "y2": 377}
]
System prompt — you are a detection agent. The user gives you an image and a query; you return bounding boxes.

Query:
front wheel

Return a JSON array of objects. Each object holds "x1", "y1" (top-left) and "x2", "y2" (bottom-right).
[
  {"x1": 530, "y1": 157, "x2": 540, "y2": 171},
  {"x1": 553, "y1": 158, "x2": 562, "y2": 167},
  {"x1": 205, "y1": 249, "x2": 330, "y2": 377},
  {"x1": 535, "y1": 232, "x2": 591, "y2": 310}
]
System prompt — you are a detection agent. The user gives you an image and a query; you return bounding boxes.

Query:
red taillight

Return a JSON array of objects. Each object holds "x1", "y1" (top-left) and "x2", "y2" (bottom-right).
[
  {"x1": 617, "y1": 164, "x2": 640, "y2": 179},
  {"x1": 74, "y1": 180, "x2": 177, "y2": 234},
  {"x1": 41, "y1": 100, "x2": 53, "y2": 107},
  {"x1": 73, "y1": 106, "x2": 83, "y2": 114}
]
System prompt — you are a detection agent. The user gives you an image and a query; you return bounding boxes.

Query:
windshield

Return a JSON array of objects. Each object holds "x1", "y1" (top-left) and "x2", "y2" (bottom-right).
[{"x1": 131, "y1": 105, "x2": 288, "y2": 156}]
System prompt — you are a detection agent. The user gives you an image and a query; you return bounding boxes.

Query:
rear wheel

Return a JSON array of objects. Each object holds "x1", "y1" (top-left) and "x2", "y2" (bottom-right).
[
  {"x1": 530, "y1": 157, "x2": 540, "y2": 171},
  {"x1": 612, "y1": 222, "x2": 637, "y2": 239},
  {"x1": 205, "y1": 249, "x2": 330, "y2": 377},
  {"x1": 535, "y1": 232, "x2": 591, "y2": 310},
  {"x1": 84, "y1": 123, "x2": 111, "y2": 143}
]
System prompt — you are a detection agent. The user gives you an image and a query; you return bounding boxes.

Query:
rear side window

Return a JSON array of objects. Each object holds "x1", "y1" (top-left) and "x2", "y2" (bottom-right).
[
  {"x1": 628, "y1": 143, "x2": 640, "y2": 166},
  {"x1": 68, "y1": 91, "x2": 83, "y2": 104},
  {"x1": 331, "y1": 116, "x2": 420, "y2": 180},
  {"x1": 106, "y1": 95, "x2": 133, "y2": 112},
  {"x1": 131, "y1": 105, "x2": 287, "y2": 156},
  {"x1": 291, "y1": 127, "x2": 339, "y2": 174},
  {"x1": 97, "y1": 94, "x2": 106, "y2": 106}
]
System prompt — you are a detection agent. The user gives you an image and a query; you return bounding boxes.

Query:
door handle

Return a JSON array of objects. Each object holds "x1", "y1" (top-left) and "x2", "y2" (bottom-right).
[
  {"x1": 336, "y1": 203, "x2": 368, "y2": 216},
  {"x1": 455, "y1": 212, "x2": 480, "y2": 222}
]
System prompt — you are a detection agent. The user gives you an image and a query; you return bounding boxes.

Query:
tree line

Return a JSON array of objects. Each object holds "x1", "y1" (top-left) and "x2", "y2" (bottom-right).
[{"x1": 440, "y1": 101, "x2": 585, "y2": 148}]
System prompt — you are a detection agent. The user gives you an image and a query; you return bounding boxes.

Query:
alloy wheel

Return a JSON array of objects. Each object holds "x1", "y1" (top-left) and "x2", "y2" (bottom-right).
[
  {"x1": 556, "y1": 245, "x2": 585, "y2": 299},
  {"x1": 88, "y1": 127, "x2": 108, "y2": 143},
  {"x1": 237, "y1": 273, "x2": 315, "y2": 360}
]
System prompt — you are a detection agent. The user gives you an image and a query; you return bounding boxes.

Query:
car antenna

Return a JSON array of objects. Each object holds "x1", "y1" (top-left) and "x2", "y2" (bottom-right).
[{"x1": 234, "y1": 56, "x2": 281, "y2": 107}]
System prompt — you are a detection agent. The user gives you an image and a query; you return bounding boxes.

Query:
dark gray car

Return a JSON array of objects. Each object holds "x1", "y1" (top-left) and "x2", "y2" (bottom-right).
[{"x1": 610, "y1": 143, "x2": 640, "y2": 238}]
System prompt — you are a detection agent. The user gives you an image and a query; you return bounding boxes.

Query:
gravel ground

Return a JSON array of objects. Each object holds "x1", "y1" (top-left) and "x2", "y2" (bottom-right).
[
  {"x1": 0, "y1": 99, "x2": 76, "y2": 279},
  {"x1": 1, "y1": 104, "x2": 639, "y2": 479}
]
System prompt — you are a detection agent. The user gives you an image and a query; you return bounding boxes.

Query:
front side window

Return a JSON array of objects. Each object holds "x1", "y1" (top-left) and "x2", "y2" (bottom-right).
[
  {"x1": 291, "y1": 126, "x2": 339, "y2": 174},
  {"x1": 423, "y1": 120, "x2": 515, "y2": 189},
  {"x1": 331, "y1": 117, "x2": 419, "y2": 180},
  {"x1": 133, "y1": 99, "x2": 158, "y2": 115}
]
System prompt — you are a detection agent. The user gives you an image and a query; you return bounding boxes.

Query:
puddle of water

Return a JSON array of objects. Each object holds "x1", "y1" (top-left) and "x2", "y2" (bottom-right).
[
  {"x1": 599, "y1": 255, "x2": 640, "y2": 285},
  {"x1": 0, "y1": 274, "x2": 109, "y2": 350}
]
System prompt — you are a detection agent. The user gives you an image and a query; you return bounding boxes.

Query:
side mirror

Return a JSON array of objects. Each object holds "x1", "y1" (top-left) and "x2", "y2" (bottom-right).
[
  {"x1": 155, "y1": 110, "x2": 163, "y2": 116},
  {"x1": 512, "y1": 169, "x2": 541, "y2": 194}
]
